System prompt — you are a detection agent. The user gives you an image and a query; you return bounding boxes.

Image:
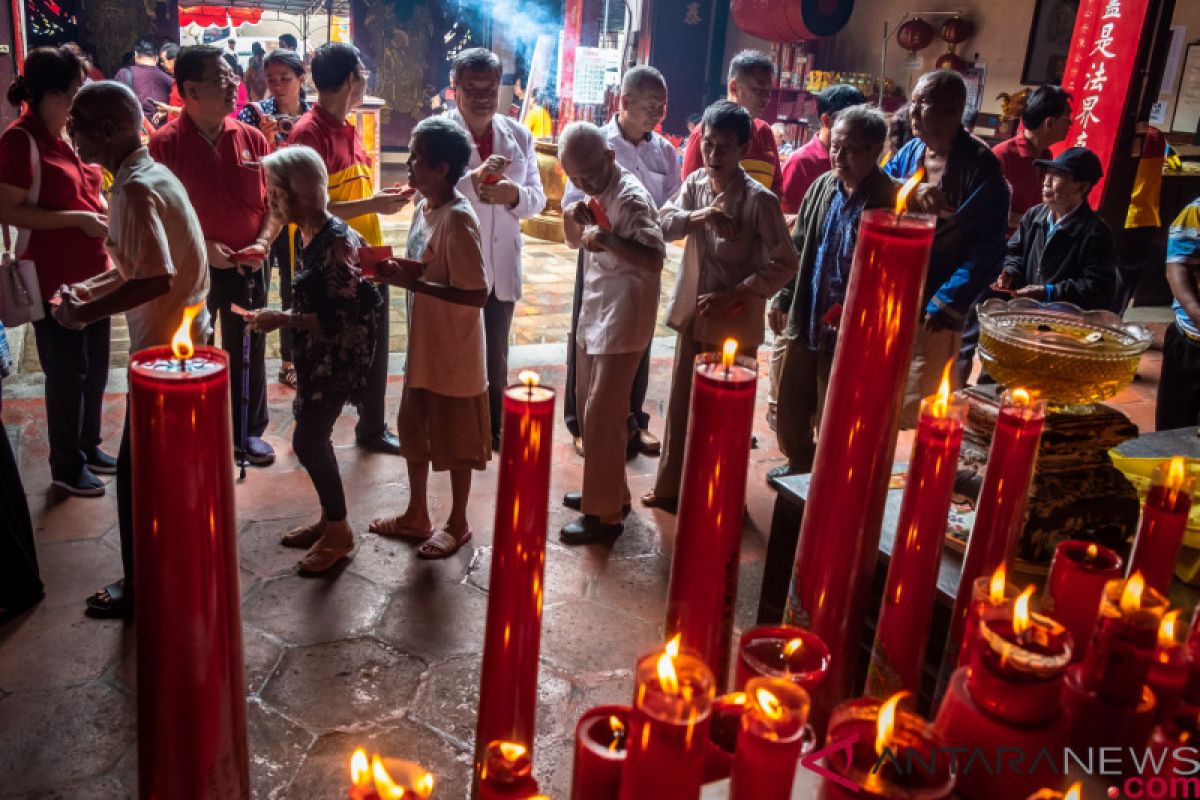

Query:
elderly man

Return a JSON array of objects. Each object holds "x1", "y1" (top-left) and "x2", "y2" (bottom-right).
[
  {"x1": 883, "y1": 70, "x2": 1010, "y2": 426},
  {"x1": 562, "y1": 65, "x2": 681, "y2": 458},
  {"x1": 682, "y1": 49, "x2": 781, "y2": 193},
  {"x1": 445, "y1": 48, "x2": 546, "y2": 450},
  {"x1": 52, "y1": 81, "x2": 208, "y2": 618},
  {"x1": 992, "y1": 85, "x2": 1072, "y2": 232},
  {"x1": 149, "y1": 45, "x2": 279, "y2": 465},
  {"x1": 558, "y1": 122, "x2": 666, "y2": 543},
  {"x1": 770, "y1": 106, "x2": 900, "y2": 478},
  {"x1": 994, "y1": 147, "x2": 1117, "y2": 309},
  {"x1": 779, "y1": 84, "x2": 866, "y2": 215}
]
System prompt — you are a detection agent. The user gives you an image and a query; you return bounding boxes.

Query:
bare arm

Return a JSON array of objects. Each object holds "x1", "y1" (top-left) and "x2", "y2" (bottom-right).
[
  {"x1": 58, "y1": 274, "x2": 172, "y2": 329},
  {"x1": 0, "y1": 183, "x2": 106, "y2": 236}
]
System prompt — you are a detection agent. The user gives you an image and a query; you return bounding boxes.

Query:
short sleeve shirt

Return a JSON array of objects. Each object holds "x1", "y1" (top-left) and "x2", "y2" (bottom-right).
[
  {"x1": 779, "y1": 135, "x2": 831, "y2": 215},
  {"x1": 562, "y1": 117, "x2": 682, "y2": 210},
  {"x1": 992, "y1": 134, "x2": 1049, "y2": 230},
  {"x1": 682, "y1": 117, "x2": 781, "y2": 195}
]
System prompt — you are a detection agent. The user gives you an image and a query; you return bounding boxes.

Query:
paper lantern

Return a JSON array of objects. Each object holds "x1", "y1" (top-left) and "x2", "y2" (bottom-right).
[
  {"x1": 935, "y1": 51, "x2": 971, "y2": 72},
  {"x1": 896, "y1": 18, "x2": 935, "y2": 57},
  {"x1": 731, "y1": 0, "x2": 855, "y2": 42},
  {"x1": 940, "y1": 16, "x2": 975, "y2": 46}
]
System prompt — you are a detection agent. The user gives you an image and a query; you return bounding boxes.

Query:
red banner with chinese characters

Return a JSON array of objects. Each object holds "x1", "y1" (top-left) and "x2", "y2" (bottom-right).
[
  {"x1": 1058, "y1": 0, "x2": 1152, "y2": 205},
  {"x1": 556, "y1": 0, "x2": 584, "y2": 134}
]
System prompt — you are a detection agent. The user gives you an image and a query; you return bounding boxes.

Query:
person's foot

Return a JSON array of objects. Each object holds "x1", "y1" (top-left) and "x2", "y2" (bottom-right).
[
  {"x1": 560, "y1": 515, "x2": 623, "y2": 545},
  {"x1": 52, "y1": 466, "x2": 105, "y2": 498},
  {"x1": 563, "y1": 491, "x2": 630, "y2": 516},
  {"x1": 236, "y1": 436, "x2": 276, "y2": 467},
  {"x1": 298, "y1": 520, "x2": 354, "y2": 574},
  {"x1": 357, "y1": 429, "x2": 401, "y2": 455},
  {"x1": 417, "y1": 526, "x2": 473, "y2": 559},
  {"x1": 84, "y1": 579, "x2": 131, "y2": 619},
  {"x1": 281, "y1": 516, "x2": 326, "y2": 549},
  {"x1": 278, "y1": 364, "x2": 298, "y2": 389},
  {"x1": 640, "y1": 490, "x2": 677, "y2": 513},
  {"x1": 368, "y1": 511, "x2": 433, "y2": 539},
  {"x1": 573, "y1": 436, "x2": 585, "y2": 457},
  {"x1": 85, "y1": 448, "x2": 118, "y2": 475},
  {"x1": 636, "y1": 428, "x2": 661, "y2": 456}
]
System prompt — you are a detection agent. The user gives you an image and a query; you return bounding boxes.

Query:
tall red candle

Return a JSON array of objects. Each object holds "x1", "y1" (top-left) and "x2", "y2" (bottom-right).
[
  {"x1": 618, "y1": 636, "x2": 716, "y2": 800},
  {"x1": 941, "y1": 389, "x2": 1045, "y2": 686},
  {"x1": 785, "y1": 201, "x2": 936, "y2": 722},
  {"x1": 1149, "y1": 610, "x2": 1192, "y2": 723},
  {"x1": 1043, "y1": 541, "x2": 1123, "y2": 664},
  {"x1": 1127, "y1": 457, "x2": 1195, "y2": 594},
  {"x1": 702, "y1": 692, "x2": 747, "y2": 783},
  {"x1": 130, "y1": 313, "x2": 247, "y2": 798},
  {"x1": 867, "y1": 379, "x2": 966, "y2": 698},
  {"x1": 479, "y1": 741, "x2": 540, "y2": 799},
  {"x1": 956, "y1": 567, "x2": 1020, "y2": 671},
  {"x1": 730, "y1": 678, "x2": 810, "y2": 800},
  {"x1": 734, "y1": 625, "x2": 830, "y2": 694},
  {"x1": 474, "y1": 376, "x2": 556, "y2": 785},
  {"x1": 665, "y1": 344, "x2": 757, "y2": 688},
  {"x1": 570, "y1": 705, "x2": 629, "y2": 800}
]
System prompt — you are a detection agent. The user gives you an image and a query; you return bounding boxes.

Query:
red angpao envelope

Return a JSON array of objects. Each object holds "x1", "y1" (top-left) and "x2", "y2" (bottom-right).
[
  {"x1": 357, "y1": 245, "x2": 394, "y2": 278},
  {"x1": 587, "y1": 198, "x2": 612, "y2": 232}
]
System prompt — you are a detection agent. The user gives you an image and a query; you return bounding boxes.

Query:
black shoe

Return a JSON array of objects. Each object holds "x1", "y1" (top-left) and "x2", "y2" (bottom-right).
[
  {"x1": 85, "y1": 448, "x2": 118, "y2": 475},
  {"x1": 357, "y1": 430, "x2": 401, "y2": 455},
  {"x1": 563, "y1": 491, "x2": 631, "y2": 516},
  {"x1": 236, "y1": 436, "x2": 276, "y2": 467},
  {"x1": 84, "y1": 579, "x2": 131, "y2": 619},
  {"x1": 560, "y1": 514, "x2": 624, "y2": 545},
  {"x1": 51, "y1": 466, "x2": 105, "y2": 497}
]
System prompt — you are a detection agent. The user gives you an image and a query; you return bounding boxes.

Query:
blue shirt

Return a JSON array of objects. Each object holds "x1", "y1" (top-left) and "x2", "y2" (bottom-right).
[
  {"x1": 1169, "y1": 198, "x2": 1200, "y2": 338},
  {"x1": 806, "y1": 181, "x2": 868, "y2": 351}
]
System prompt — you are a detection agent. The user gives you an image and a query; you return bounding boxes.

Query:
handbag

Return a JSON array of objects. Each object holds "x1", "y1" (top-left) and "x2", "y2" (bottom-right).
[{"x1": 0, "y1": 128, "x2": 43, "y2": 326}]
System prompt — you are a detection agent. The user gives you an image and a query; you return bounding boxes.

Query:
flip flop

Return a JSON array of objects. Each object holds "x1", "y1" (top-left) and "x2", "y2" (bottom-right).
[
  {"x1": 417, "y1": 528, "x2": 473, "y2": 560},
  {"x1": 369, "y1": 516, "x2": 434, "y2": 540},
  {"x1": 85, "y1": 579, "x2": 131, "y2": 619}
]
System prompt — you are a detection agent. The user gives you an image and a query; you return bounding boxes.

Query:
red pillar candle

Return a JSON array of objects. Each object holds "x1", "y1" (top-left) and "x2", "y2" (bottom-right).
[
  {"x1": 665, "y1": 343, "x2": 757, "y2": 688},
  {"x1": 730, "y1": 678, "x2": 811, "y2": 800},
  {"x1": 479, "y1": 741, "x2": 541, "y2": 799},
  {"x1": 570, "y1": 705, "x2": 629, "y2": 800},
  {"x1": 941, "y1": 389, "x2": 1045, "y2": 685},
  {"x1": 867, "y1": 376, "x2": 966, "y2": 698},
  {"x1": 130, "y1": 306, "x2": 247, "y2": 799},
  {"x1": 702, "y1": 692, "x2": 747, "y2": 784},
  {"x1": 348, "y1": 749, "x2": 435, "y2": 800},
  {"x1": 1149, "y1": 706, "x2": 1200, "y2": 778},
  {"x1": 1184, "y1": 608, "x2": 1200, "y2": 706},
  {"x1": 785, "y1": 198, "x2": 937, "y2": 721},
  {"x1": 618, "y1": 636, "x2": 716, "y2": 800},
  {"x1": 817, "y1": 693, "x2": 955, "y2": 799},
  {"x1": 734, "y1": 625, "x2": 831, "y2": 694},
  {"x1": 1043, "y1": 541, "x2": 1124, "y2": 664},
  {"x1": 474, "y1": 375, "x2": 555, "y2": 783},
  {"x1": 1077, "y1": 573, "x2": 1169, "y2": 707},
  {"x1": 1026, "y1": 782, "x2": 1082, "y2": 800},
  {"x1": 955, "y1": 566, "x2": 1020, "y2": 672},
  {"x1": 1149, "y1": 610, "x2": 1193, "y2": 723},
  {"x1": 1127, "y1": 457, "x2": 1195, "y2": 594}
]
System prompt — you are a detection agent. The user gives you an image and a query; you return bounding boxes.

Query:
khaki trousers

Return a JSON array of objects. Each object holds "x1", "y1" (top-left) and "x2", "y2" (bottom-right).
[
  {"x1": 766, "y1": 334, "x2": 789, "y2": 429},
  {"x1": 900, "y1": 325, "x2": 964, "y2": 428},
  {"x1": 774, "y1": 341, "x2": 833, "y2": 473},
  {"x1": 577, "y1": 345, "x2": 644, "y2": 521}
]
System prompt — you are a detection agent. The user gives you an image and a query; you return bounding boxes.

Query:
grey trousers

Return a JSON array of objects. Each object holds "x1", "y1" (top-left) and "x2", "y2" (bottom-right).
[
  {"x1": 774, "y1": 341, "x2": 833, "y2": 473},
  {"x1": 484, "y1": 291, "x2": 515, "y2": 443},
  {"x1": 576, "y1": 346, "x2": 643, "y2": 521}
]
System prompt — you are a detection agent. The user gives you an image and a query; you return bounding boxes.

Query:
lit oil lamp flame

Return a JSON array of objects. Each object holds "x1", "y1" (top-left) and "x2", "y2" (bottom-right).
[
  {"x1": 416, "y1": 772, "x2": 434, "y2": 798},
  {"x1": 371, "y1": 755, "x2": 409, "y2": 799},
  {"x1": 722, "y1": 338, "x2": 738, "y2": 369},
  {"x1": 350, "y1": 748, "x2": 371, "y2": 787},
  {"x1": 658, "y1": 634, "x2": 682, "y2": 694},
  {"x1": 171, "y1": 302, "x2": 204, "y2": 360},
  {"x1": 1086, "y1": 543, "x2": 1099, "y2": 559},
  {"x1": 1160, "y1": 609, "x2": 1181, "y2": 648},
  {"x1": 875, "y1": 691, "x2": 908, "y2": 757},
  {"x1": 519, "y1": 370, "x2": 540, "y2": 388},
  {"x1": 895, "y1": 166, "x2": 924, "y2": 215},
  {"x1": 608, "y1": 716, "x2": 625, "y2": 751},
  {"x1": 1065, "y1": 781, "x2": 1081, "y2": 800},
  {"x1": 783, "y1": 637, "x2": 803, "y2": 658},
  {"x1": 989, "y1": 564, "x2": 1007, "y2": 605},
  {"x1": 497, "y1": 741, "x2": 527, "y2": 762},
  {"x1": 1013, "y1": 585, "x2": 1036, "y2": 637},
  {"x1": 930, "y1": 361, "x2": 953, "y2": 418},
  {"x1": 1011, "y1": 387, "x2": 1032, "y2": 406},
  {"x1": 756, "y1": 687, "x2": 784, "y2": 720},
  {"x1": 1121, "y1": 573, "x2": 1146, "y2": 615},
  {"x1": 1169, "y1": 456, "x2": 1188, "y2": 489}
]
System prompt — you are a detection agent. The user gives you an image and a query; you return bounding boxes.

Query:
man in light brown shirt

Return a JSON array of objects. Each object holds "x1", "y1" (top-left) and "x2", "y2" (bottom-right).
[{"x1": 643, "y1": 101, "x2": 798, "y2": 510}]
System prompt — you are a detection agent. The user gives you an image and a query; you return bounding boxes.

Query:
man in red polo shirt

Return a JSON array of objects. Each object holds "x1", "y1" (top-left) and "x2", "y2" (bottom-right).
[
  {"x1": 778, "y1": 84, "x2": 864, "y2": 215},
  {"x1": 992, "y1": 85, "x2": 1072, "y2": 232},
  {"x1": 150, "y1": 45, "x2": 278, "y2": 466}
]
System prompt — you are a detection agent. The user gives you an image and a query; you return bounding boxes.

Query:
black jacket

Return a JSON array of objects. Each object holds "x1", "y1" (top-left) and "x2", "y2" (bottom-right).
[{"x1": 1001, "y1": 202, "x2": 1119, "y2": 310}]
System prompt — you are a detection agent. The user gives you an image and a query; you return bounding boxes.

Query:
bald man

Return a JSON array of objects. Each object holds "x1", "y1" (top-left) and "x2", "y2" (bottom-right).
[
  {"x1": 558, "y1": 122, "x2": 666, "y2": 544},
  {"x1": 53, "y1": 81, "x2": 209, "y2": 619}
]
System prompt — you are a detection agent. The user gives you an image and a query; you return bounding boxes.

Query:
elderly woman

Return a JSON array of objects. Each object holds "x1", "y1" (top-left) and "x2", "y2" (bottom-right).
[{"x1": 246, "y1": 145, "x2": 384, "y2": 575}]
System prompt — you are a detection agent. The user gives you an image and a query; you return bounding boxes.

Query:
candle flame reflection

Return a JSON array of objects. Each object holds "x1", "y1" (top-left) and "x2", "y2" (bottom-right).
[
  {"x1": 1160, "y1": 609, "x2": 1181, "y2": 648},
  {"x1": 1065, "y1": 782, "x2": 1081, "y2": 800},
  {"x1": 895, "y1": 167, "x2": 924, "y2": 214},
  {"x1": 658, "y1": 634, "x2": 681, "y2": 694},
  {"x1": 875, "y1": 691, "x2": 908, "y2": 757},
  {"x1": 608, "y1": 716, "x2": 625, "y2": 751},
  {"x1": 1013, "y1": 585, "x2": 1035, "y2": 636},
  {"x1": 755, "y1": 687, "x2": 785, "y2": 720},
  {"x1": 784, "y1": 638, "x2": 803, "y2": 658},
  {"x1": 722, "y1": 338, "x2": 738, "y2": 369},
  {"x1": 1121, "y1": 573, "x2": 1146, "y2": 614},
  {"x1": 350, "y1": 748, "x2": 370, "y2": 787},
  {"x1": 1086, "y1": 543, "x2": 1099, "y2": 559},
  {"x1": 171, "y1": 302, "x2": 204, "y2": 360},
  {"x1": 989, "y1": 564, "x2": 1007, "y2": 604}
]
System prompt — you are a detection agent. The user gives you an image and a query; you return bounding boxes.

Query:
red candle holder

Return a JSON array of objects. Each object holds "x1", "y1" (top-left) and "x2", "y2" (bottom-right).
[
  {"x1": 1149, "y1": 705, "x2": 1200, "y2": 778},
  {"x1": 570, "y1": 705, "x2": 629, "y2": 800},
  {"x1": 1184, "y1": 608, "x2": 1200, "y2": 706},
  {"x1": 1149, "y1": 611, "x2": 1192, "y2": 724},
  {"x1": 955, "y1": 567, "x2": 1019, "y2": 674},
  {"x1": 618, "y1": 638, "x2": 716, "y2": 800},
  {"x1": 1127, "y1": 457, "x2": 1195, "y2": 594},
  {"x1": 479, "y1": 741, "x2": 540, "y2": 799},
  {"x1": 786, "y1": 208, "x2": 937, "y2": 727},
  {"x1": 665, "y1": 347, "x2": 757, "y2": 689},
  {"x1": 730, "y1": 678, "x2": 812, "y2": 800},
  {"x1": 941, "y1": 389, "x2": 1045, "y2": 690},
  {"x1": 1077, "y1": 574, "x2": 1169, "y2": 707},
  {"x1": 702, "y1": 692, "x2": 747, "y2": 784},
  {"x1": 818, "y1": 694, "x2": 955, "y2": 799},
  {"x1": 867, "y1": 385, "x2": 966, "y2": 698},
  {"x1": 474, "y1": 379, "x2": 555, "y2": 783},
  {"x1": 347, "y1": 748, "x2": 435, "y2": 800},
  {"x1": 130, "y1": 344, "x2": 248, "y2": 798},
  {"x1": 1042, "y1": 540, "x2": 1123, "y2": 664},
  {"x1": 735, "y1": 625, "x2": 831, "y2": 695},
  {"x1": 1061, "y1": 669, "x2": 1158, "y2": 757}
]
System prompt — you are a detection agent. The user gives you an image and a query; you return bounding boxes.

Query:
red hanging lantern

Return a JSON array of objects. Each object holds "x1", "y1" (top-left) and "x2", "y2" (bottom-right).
[
  {"x1": 896, "y1": 18, "x2": 935, "y2": 58},
  {"x1": 731, "y1": 0, "x2": 855, "y2": 42},
  {"x1": 940, "y1": 16, "x2": 975, "y2": 47},
  {"x1": 935, "y1": 51, "x2": 971, "y2": 72}
]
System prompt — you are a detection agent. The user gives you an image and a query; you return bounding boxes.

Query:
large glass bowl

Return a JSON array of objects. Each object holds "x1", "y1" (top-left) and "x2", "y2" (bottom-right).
[{"x1": 977, "y1": 298, "x2": 1152, "y2": 410}]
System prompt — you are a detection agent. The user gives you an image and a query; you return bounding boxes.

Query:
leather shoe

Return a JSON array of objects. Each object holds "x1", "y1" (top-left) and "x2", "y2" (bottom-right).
[
  {"x1": 563, "y1": 491, "x2": 631, "y2": 516},
  {"x1": 236, "y1": 436, "x2": 276, "y2": 466},
  {"x1": 560, "y1": 514, "x2": 623, "y2": 545},
  {"x1": 573, "y1": 436, "x2": 585, "y2": 457},
  {"x1": 636, "y1": 428, "x2": 661, "y2": 456},
  {"x1": 357, "y1": 430, "x2": 401, "y2": 455}
]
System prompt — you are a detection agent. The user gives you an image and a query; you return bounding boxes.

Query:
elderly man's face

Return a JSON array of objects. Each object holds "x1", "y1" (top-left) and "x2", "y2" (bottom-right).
[
  {"x1": 909, "y1": 79, "x2": 962, "y2": 144},
  {"x1": 1042, "y1": 169, "x2": 1088, "y2": 212},
  {"x1": 561, "y1": 143, "x2": 615, "y2": 198},
  {"x1": 701, "y1": 126, "x2": 748, "y2": 182},
  {"x1": 830, "y1": 119, "x2": 882, "y2": 190},
  {"x1": 456, "y1": 67, "x2": 500, "y2": 129},
  {"x1": 730, "y1": 68, "x2": 772, "y2": 119},
  {"x1": 67, "y1": 108, "x2": 106, "y2": 165}
]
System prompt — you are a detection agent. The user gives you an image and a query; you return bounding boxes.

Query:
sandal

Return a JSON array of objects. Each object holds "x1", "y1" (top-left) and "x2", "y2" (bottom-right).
[
  {"x1": 298, "y1": 521, "x2": 354, "y2": 575},
  {"x1": 417, "y1": 528, "x2": 473, "y2": 560},
  {"x1": 85, "y1": 579, "x2": 132, "y2": 619},
  {"x1": 368, "y1": 516, "x2": 434, "y2": 540},
  {"x1": 281, "y1": 517, "x2": 326, "y2": 548},
  {"x1": 277, "y1": 365, "x2": 298, "y2": 389},
  {"x1": 640, "y1": 490, "x2": 678, "y2": 513}
]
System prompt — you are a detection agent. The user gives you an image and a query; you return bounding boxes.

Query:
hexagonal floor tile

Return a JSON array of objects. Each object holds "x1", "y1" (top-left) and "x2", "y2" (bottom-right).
[
  {"x1": 589, "y1": 553, "x2": 672, "y2": 623},
  {"x1": 247, "y1": 698, "x2": 314, "y2": 797},
  {"x1": 375, "y1": 580, "x2": 490, "y2": 663},
  {"x1": 238, "y1": 516, "x2": 320, "y2": 579},
  {"x1": 242, "y1": 625, "x2": 286, "y2": 697},
  {"x1": 346, "y1": 530, "x2": 472, "y2": 593},
  {"x1": 464, "y1": 543, "x2": 598, "y2": 607},
  {"x1": 241, "y1": 570, "x2": 388, "y2": 646},
  {"x1": 541, "y1": 600, "x2": 660, "y2": 675}
]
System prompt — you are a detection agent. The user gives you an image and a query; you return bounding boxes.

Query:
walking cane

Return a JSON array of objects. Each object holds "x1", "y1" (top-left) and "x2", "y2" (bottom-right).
[{"x1": 238, "y1": 267, "x2": 253, "y2": 482}]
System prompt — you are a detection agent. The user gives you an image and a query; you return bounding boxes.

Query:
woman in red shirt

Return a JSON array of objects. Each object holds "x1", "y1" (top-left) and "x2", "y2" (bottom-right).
[{"x1": 0, "y1": 47, "x2": 112, "y2": 497}]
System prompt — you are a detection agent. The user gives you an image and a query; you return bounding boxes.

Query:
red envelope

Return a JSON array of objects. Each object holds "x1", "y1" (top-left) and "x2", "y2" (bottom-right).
[
  {"x1": 587, "y1": 198, "x2": 612, "y2": 232},
  {"x1": 358, "y1": 245, "x2": 394, "y2": 277}
]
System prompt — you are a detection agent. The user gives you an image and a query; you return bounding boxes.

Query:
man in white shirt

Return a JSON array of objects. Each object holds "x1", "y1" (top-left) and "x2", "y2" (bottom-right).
[
  {"x1": 562, "y1": 65, "x2": 681, "y2": 459},
  {"x1": 52, "y1": 81, "x2": 209, "y2": 619},
  {"x1": 444, "y1": 48, "x2": 546, "y2": 449},
  {"x1": 558, "y1": 123, "x2": 666, "y2": 544}
]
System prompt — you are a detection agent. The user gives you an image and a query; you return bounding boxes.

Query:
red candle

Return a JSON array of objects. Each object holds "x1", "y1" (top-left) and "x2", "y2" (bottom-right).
[
  {"x1": 1077, "y1": 573, "x2": 1169, "y2": 707},
  {"x1": 1184, "y1": 608, "x2": 1200, "y2": 706},
  {"x1": 130, "y1": 304, "x2": 247, "y2": 798},
  {"x1": 702, "y1": 692, "x2": 747, "y2": 783},
  {"x1": 474, "y1": 375, "x2": 555, "y2": 782},
  {"x1": 730, "y1": 678, "x2": 811, "y2": 800},
  {"x1": 785, "y1": 197, "x2": 937, "y2": 723},
  {"x1": 1043, "y1": 541, "x2": 1123, "y2": 664},
  {"x1": 570, "y1": 705, "x2": 629, "y2": 800},
  {"x1": 1149, "y1": 706, "x2": 1200, "y2": 778},
  {"x1": 665, "y1": 342, "x2": 757, "y2": 688},
  {"x1": 956, "y1": 566, "x2": 1019, "y2": 671},
  {"x1": 618, "y1": 636, "x2": 716, "y2": 800},
  {"x1": 348, "y1": 748, "x2": 435, "y2": 799},
  {"x1": 479, "y1": 741, "x2": 541, "y2": 799},
  {"x1": 734, "y1": 625, "x2": 830, "y2": 695},
  {"x1": 941, "y1": 389, "x2": 1045, "y2": 686},
  {"x1": 1026, "y1": 782, "x2": 1081, "y2": 800},
  {"x1": 1149, "y1": 610, "x2": 1193, "y2": 723},
  {"x1": 818, "y1": 693, "x2": 955, "y2": 799},
  {"x1": 867, "y1": 378, "x2": 966, "y2": 698},
  {"x1": 1127, "y1": 457, "x2": 1195, "y2": 594}
]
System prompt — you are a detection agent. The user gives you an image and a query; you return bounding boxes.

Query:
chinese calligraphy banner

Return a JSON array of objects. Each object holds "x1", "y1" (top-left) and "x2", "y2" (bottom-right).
[{"x1": 1058, "y1": 0, "x2": 1152, "y2": 204}]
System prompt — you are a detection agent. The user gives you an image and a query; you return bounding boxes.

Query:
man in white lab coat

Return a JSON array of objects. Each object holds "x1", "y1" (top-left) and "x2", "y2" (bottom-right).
[{"x1": 445, "y1": 48, "x2": 546, "y2": 449}]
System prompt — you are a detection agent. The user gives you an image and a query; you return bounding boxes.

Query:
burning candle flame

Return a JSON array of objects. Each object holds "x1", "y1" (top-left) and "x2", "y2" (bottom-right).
[
  {"x1": 1121, "y1": 573, "x2": 1146, "y2": 614},
  {"x1": 989, "y1": 564, "x2": 1007, "y2": 604},
  {"x1": 416, "y1": 772, "x2": 434, "y2": 798},
  {"x1": 350, "y1": 748, "x2": 433, "y2": 798},
  {"x1": 1013, "y1": 585, "x2": 1035, "y2": 636},
  {"x1": 726, "y1": 691, "x2": 747, "y2": 705},
  {"x1": 1086, "y1": 543, "x2": 1099, "y2": 559},
  {"x1": 722, "y1": 338, "x2": 738, "y2": 369},
  {"x1": 783, "y1": 638, "x2": 803, "y2": 658},
  {"x1": 608, "y1": 716, "x2": 625, "y2": 751},
  {"x1": 497, "y1": 742, "x2": 527, "y2": 762},
  {"x1": 518, "y1": 370, "x2": 540, "y2": 387},
  {"x1": 171, "y1": 302, "x2": 204, "y2": 360},
  {"x1": 895, "y1": 167, "x2": 924, "y2": 214},
  {"x1": 1168, "y1": 456, "x2": 1188, "y2": 490},
  {"x1": 350, "y1": 748, "x2": 370, "y2": 787},
  {"x1": 370, "y1": 755, "x2": 411, "y2": 799},
  {"x1": 1065, "y1": 782, "x2": 1081, "y2": 800},
  {"x1": 657, "y1": 634, "x2": 681, "y2": 694},
  {"x1": 930, "y1": 361, "x2": 953, "y2": 417},
  {"x1": 755, "y1": 687, "x2": 785, "y2": 720},
  {"x1": 875, "y1": 692, "x2": 908, "y2": 757},
  {"x1": 1160, "y1": 610, "x2": 1181, "y2": 648},
  {"x1": 1011, "y1": 387, "x2": 1032, "y2": 406}
]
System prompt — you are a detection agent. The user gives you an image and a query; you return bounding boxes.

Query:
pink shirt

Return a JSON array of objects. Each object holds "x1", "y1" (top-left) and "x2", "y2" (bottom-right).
[{"x1": 780, "y1": 135, "x2": 831, "y2": 214}]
